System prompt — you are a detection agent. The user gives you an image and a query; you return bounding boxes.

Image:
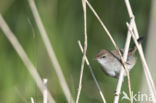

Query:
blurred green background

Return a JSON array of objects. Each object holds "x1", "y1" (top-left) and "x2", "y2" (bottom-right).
[{"x1": 0, "y1": 0, "x2": 151, "y2": 103}]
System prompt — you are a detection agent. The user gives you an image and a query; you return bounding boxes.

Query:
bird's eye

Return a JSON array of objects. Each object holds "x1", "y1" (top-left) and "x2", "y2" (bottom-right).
[{"x1": 102, "y1": 55, "x2": 106, "y2": 58}]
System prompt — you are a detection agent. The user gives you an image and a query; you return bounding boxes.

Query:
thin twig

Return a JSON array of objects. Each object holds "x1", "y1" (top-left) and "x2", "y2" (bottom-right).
[
  {"x1": 124, "y1": 0, "x2": 138, "y2": 39},
  {"x1": 86, "y1": 1, "x2": 133, "y2": 102},
  {"x1": 0, "y1": 14, "x2": 55, "y2": 103},
  {"x1": 76, "y1": 0, "x2": 87, "y2": 103},
  {"x1": 78, "y1": 40, "x2": 106, "y2": 103},
  {"x1": 114, "y1": 20, "x2": 133, "y2": 103},
  {"x1": 43, "y1": 79, "x2": 48, "y2": 103},
  {"x1": 28, "y1": 0, "x2": 74, "y2": 102}
]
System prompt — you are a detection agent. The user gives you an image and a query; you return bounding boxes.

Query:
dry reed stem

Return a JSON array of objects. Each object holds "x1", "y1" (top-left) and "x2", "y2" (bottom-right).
[
  {"x1": 43, "y1": 79, "x2": 48, "y2": 103},
  {"x1": 0, "y1": 14, "x2": 55, "y2": 103},
  {"x1": 78, "y1": 40, "x2": 106, "y2": 103},
  {"x1": 127, "y1": 23, "x2": 156, "y2": 102},
  {"x1": 75, "y1": 0, "x2": 87, "y2": 103},
  {"x1": 125, "y1": 0, "x2": 156, "y2": 102},
  {"x1": 86, "y1": 1, "x2": 133, "y2": 102},
  {"x1": 28, "y1": 0, "x2": 74, "y2": 102},
  {"x1": 114, "y1": 20, "x2": 134, "y2": 103},
  {"x1": 31, "y1": 97, "x2": 35, "y2": 103}
]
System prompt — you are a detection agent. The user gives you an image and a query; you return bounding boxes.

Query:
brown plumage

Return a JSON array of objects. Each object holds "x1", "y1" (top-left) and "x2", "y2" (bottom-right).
[{"x1": 95, "y1": 37, "x2": 144, "y2": 78}]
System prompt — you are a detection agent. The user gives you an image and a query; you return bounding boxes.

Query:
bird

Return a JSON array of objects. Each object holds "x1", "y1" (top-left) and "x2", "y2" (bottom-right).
[{"x1": 95, "y1": 37, "x2": 144, "y2": 78}]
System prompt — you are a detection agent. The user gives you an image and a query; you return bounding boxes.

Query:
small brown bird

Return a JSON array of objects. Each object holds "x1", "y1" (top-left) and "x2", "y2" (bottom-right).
[{"x1": 95, "y1": 37, "x2": 143, "y2": 78}]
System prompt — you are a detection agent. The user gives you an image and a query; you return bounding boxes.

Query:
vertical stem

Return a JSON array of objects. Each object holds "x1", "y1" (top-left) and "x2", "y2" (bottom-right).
[
  {"x1": 78, "y1": 41, "x2": 106, "y2": 103},
  {"x1": 43, "y1": 79, "x2": 48, "y2": 103},
  {"x1": 114, "y1": 30, "x2": 132, "y2": 103},
  {"x1": 126, "y1": 23, "x2": 156, "y2": 102},
  {"x1": 86, "y1": 1, "x2": 133, "y2": 102},
  {"x1": 76, "y1": 0, "x2": 87, "y2": 103},
  {"x1": 125, "y1": 0, "x2": 156, "y2": 102},
  {"x1": 31, "y1": 97, "x2": 35, "y2": 103}
]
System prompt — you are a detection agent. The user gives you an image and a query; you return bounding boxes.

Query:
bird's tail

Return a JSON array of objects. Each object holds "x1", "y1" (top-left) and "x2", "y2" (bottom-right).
[{"x1": 128, "y1": 36, "x2": 144, "y2": 55}]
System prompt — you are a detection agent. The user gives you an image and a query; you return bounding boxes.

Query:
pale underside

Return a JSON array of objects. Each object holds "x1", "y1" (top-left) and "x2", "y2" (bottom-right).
[{"x1": 97, "y1": 55, "x2": 136, "y2": 78}]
